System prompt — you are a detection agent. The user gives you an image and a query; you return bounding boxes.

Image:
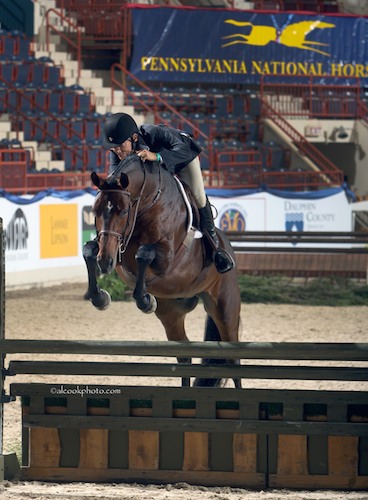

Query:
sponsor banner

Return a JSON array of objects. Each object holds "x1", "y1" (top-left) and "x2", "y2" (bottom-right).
[
  {"x1": 211, "y1": 189, "x2": 351, "y2": 247},
  {"x1": 129, "y1": 7, "x2": 368, "y2": 85},
  {"x1": 0, "y1": 187, "x2": 352, "y2": 278},
  {"x1": 0, "y1": 192, "x2": 96, "y2": 273}
]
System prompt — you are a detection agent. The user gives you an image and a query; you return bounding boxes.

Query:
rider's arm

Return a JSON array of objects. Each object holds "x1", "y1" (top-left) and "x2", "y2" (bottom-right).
[
  {"x1": 108, "y1": 150, "x2": 120, "y2": 173},
  {"x1": 142, "y1": 124, "x2": 200, "y2": 171}
]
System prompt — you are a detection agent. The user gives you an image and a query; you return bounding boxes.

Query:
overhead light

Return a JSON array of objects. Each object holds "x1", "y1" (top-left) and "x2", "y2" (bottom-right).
[
  {"x1": 329, "y1": 126, "x2": 350, "y2": 142},
  {"x1": 337, "y1": 126, "x2": 348, "y2": 139}
]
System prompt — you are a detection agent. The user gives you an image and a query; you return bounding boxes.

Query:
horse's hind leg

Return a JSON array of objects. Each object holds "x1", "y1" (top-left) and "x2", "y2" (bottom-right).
[
  {"x1": 155, "y1": 296, "x2": 199, "y2": 387},
  {"x1": 200, "y1": 273, "x2": 242, "y2": 388}
]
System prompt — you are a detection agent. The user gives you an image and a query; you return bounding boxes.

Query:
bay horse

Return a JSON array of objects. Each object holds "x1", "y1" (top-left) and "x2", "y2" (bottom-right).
[{"x1": 83, "y1": 153, "x2": 241, "y2": 388}]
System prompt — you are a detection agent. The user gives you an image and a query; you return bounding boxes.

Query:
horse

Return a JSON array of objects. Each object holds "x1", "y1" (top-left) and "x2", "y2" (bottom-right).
[{"x1": 83, "y1": 152, "x2": 241, "y2": 388}]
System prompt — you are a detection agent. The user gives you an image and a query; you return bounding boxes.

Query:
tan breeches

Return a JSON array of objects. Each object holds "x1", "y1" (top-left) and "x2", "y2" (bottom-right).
[{"x1": 177, "y1": 156, "x2": 207, "y2": 208}]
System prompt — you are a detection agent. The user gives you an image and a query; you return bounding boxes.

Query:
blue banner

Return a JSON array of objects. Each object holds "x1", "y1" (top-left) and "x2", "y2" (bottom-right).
[{"x1": 129, "y1": 7, "x2": 368, "y2": 85}]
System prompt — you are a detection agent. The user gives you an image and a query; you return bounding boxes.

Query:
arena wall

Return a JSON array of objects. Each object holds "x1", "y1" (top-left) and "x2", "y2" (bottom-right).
[{"x1": 0, "y1": 188, "x2": 353, "y2": 288}]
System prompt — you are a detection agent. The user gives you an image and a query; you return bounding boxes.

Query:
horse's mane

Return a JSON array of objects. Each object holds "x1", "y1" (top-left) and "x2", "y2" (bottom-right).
[{"x1": 109, "y1": 152, "x2": 144, "y2": 179}]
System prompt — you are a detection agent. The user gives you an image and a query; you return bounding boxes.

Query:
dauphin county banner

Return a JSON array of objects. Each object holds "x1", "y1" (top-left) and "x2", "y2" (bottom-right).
[{"x1": 129, "y1": 6, "x2": 368, "y2": 85}]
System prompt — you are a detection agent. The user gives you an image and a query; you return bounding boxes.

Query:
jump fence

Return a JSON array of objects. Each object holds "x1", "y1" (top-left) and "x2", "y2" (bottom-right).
[
  {"x1": 0, "y1": 219, "x2": 368, "y2": 489},
  {"x1": 0, "y1": 339, "x2": 367, "y2": 489}
]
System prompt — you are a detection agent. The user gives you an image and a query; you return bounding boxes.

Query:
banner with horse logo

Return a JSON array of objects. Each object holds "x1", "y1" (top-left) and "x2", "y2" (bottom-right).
[{"x1": 129, "y1": 6, "x2": 368, "y2": 85}]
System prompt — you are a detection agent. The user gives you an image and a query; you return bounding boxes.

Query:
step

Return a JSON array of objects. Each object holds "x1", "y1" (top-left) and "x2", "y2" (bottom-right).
[
  {"x1": 7, "y1": 131, "x2": 23, "y2": 141},
  {"x1": 49, "y1": 160, "x2": 65, "y2": 171},
  {"x1": 35, "y1": 160, "x2": 65, "y2": 172},
  {"x1": 93, "y1": 88, "x2": 124, "y2": 99},
  {"x1": 94, "y1": 93, "x2": 125, "y2": 108},
  {"x1": 0, "y1": 122, "x2": 11, "y2": 134},
  {"x1": 95, "y1": 104, "x2": 136, "y2": 115},
  {"x1": 34, "y1": 160, "x2": 49, "y2": 171},
  {"x1": 34, "y1": 150, "x2": 52, "y2": 162},
  {"x1": 64, "y1": 76, "x2": 104, "y2": 90},
  {"x1": 22, "y1": 141, "x2": 38, "y2": 151},
  {"x1": 22, "y1": 141, "x2": 38, "y2": 159},
  {"x1": 34, "y1": 42, "x2": 56, "y2": 53}
]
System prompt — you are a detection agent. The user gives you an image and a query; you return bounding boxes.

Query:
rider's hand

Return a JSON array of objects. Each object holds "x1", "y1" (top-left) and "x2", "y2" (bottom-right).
[{"x1": 136, "y1": 150, "x2": 157, "y2": 162}]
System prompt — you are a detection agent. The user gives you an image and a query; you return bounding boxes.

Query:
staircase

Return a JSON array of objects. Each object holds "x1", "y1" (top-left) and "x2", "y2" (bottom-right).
[{"x1": 16, "y1": 0, "x2": 140, "y2": 173}]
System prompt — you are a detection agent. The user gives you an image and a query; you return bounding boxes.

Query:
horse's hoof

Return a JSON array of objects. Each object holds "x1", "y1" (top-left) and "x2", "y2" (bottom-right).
[
  {"x1": 137, "y1": 293, "x2": 157, "y2": 313},
  {"x1": 145, "y1": 294, "x2": 157, "y2": 313},
  {"x1": 91, "y1": 289, "x2": 111, "y2": 310}
]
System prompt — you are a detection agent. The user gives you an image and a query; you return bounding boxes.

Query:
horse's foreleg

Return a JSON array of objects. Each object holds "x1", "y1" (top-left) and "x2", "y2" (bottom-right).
[
  {"x1": 133, "y1": 244, "x2": 157, "y2": 313},
  {"x1": 83, "y1": 240, "x2": 111, "y2": 310}
]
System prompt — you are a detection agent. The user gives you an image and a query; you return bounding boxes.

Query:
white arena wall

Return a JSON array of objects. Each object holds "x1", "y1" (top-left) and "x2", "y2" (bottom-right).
[{"x1": 1, "y1": 188, "x2": 353, "y2": 289}]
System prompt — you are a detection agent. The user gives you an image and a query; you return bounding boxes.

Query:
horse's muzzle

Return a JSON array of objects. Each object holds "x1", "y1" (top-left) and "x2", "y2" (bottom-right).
[{"x1": 97, "y1": 255, "x2": 115, "y2": 275}]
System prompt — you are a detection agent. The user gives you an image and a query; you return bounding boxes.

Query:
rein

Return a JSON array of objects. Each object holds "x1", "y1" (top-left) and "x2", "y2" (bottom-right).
[{"x1": 97, "y1": 162, "x2": 163, "y2": 259}]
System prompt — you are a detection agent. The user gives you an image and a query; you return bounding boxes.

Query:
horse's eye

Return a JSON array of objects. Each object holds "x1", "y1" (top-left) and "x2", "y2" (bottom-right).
[{"x1": 120, "y1": 209, "x2": 128, "y2": 216}]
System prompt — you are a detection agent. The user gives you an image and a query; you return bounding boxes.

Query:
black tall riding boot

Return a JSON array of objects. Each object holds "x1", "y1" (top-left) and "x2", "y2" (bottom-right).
[{"x1": 198, "y1": 199, "x2": 234, "y2": 274}]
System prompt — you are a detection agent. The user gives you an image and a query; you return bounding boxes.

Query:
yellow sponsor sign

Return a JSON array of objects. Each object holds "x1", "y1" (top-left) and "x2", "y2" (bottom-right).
[{"x1": 40, "y1": 204, "x2": 78, "y2": 258}]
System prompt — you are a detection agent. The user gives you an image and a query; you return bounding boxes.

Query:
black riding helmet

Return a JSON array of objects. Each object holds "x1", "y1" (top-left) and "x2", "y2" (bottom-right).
[{"x1": 103, "y1": 113, "x2": 139, "y2": 149}]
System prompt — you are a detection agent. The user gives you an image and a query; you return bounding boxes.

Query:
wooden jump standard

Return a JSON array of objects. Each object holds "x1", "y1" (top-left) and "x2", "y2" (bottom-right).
[{"x1": 1, "y1": 339, "x2": 368, "y2": 490}]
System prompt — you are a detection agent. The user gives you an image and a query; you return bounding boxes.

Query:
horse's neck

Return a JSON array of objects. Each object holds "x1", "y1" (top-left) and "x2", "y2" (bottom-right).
[{"x1": 143, "y1": 167, "x2": 192, "y2": 224}]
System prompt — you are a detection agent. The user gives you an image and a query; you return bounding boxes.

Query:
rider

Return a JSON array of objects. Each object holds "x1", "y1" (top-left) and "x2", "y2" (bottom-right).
[{"x1": 102, "y1": 112, "x2": 234, "y2": 274}]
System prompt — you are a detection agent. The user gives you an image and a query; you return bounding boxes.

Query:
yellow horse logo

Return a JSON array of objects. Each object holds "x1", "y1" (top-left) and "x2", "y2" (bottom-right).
[{"x1": 222, "y1": 20, "x2": 335, "y2": 56}]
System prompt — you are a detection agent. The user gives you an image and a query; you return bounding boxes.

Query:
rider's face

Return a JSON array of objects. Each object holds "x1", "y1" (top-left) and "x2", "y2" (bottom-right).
[{"x1": 111, "y1": 138, "x2": 133, "y2": 160}]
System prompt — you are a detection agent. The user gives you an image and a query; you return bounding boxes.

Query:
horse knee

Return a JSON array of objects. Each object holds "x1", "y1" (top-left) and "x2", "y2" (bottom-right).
[
  {"x1": 135, "y1": 244, "x2": 155, "y2": 265},
  {"x1": 83, "y1": 239, "x2": 99, "y2": 259}
]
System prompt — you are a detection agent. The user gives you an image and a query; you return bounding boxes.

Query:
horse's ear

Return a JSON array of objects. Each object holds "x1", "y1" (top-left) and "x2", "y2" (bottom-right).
[
  {"x1": 120, "y1": 172, "x2": 129, "y2": 189},
  {"x1": 91, "y1": 172, "x2": 102, "y2": 188}
]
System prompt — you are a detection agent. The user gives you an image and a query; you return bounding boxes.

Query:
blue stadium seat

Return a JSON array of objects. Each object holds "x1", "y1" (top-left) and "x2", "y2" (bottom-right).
[
  {"x1": 70, "y1": 120, "x2": 84, "y2": 142},
  {"x1": 84, "y1": 120, "x2": 99, "y2": 142},
  {"x1": 23, "y1": 119, "x2": 45, "y2": 141},
  {"x1": 30, "y1": 92, "x2": 47, "y2": 116},
  {"x1": 48, "y1": 91, "x2": 62, "y2": 113},
  {"x1": 20, "y1": 90, "x2": 35, "y2": 112},
  {"x1": 0, "y1": 35, "x2": 15, "y2": 60},
  {"x1": 76, "y1": 94, "x2": 92, "y2": 115},
  {"x1": 61, "y1": 92, "x2": 76, "y2": 114},
  {"x1": 0, "y1": 63, "x2": 14, "y2": 83},
  {"x1": 29, "y1": 63, "x2": 46, "y2": 87}
]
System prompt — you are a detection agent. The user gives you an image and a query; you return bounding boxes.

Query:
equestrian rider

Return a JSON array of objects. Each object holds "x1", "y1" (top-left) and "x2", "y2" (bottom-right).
[{"x1": 103, "y1": 112, "x2": 234, "y2": 274}]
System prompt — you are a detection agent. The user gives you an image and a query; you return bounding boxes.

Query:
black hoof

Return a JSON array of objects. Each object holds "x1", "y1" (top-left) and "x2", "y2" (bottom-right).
[
  {"x1": 91, "y1": 289, "x2": 111, "y2": 310},
  {"x1": 136, "y1": 294, "x2": 157, "y2": 313}
]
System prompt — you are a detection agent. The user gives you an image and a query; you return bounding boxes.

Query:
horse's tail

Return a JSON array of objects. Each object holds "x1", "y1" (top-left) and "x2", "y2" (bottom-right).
[{"x1": 193, "y1": 315, "x2": 226, "y2": 387}]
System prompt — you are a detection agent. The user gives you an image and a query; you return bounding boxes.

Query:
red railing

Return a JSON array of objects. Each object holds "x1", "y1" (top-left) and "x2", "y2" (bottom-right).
[
  {"x1": 45, "y1": 8, "x2": 82, "y2": 80},
  {"x1": 0, "y1": 150, "x2": 27, "y2": 191},
  {"x1": 260, "y1": 98, "x2": 343, "y2": 185},
  {"x1": 260, "y1": 76, "x2": 362, "y2": 119},
  {"x1": 0, "y1": 149, "x2": 100, "y2": 194},
  {"x1": 203, "y1": 149, "x2": 341, "y2": 190},
  {"x1": 47, "y1": 4, "x2": 131, "y2": 73}
]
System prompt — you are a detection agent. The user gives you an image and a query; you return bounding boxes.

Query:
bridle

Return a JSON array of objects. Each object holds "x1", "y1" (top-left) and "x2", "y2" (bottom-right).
[{"x1": 96, "y1": 163, "x2": 162, "y2": 260}]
